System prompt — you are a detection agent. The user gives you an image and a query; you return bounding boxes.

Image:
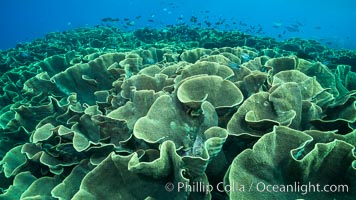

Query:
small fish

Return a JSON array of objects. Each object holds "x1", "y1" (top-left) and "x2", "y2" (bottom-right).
[
  {"x1": 285, "y1": 26, "x2": 300, "y2": 32},
  {"x1": 296, "y1": 21, "x2": 304, "y2": 26},
  {"x1": 227, "y1": 62, "x2": 240, "y2": 70},
  {"x1": 101, "y1": 17, "x2": 111, "y2": 22},
  {"x1": 146, "y1": 58, "x2": 155, "y2": 64},
  {"x1": 190, "y1": 16, "x2": 198, "y2": 23},
  {"x1": 127, "y1": 21, "x2": 135, "y2": 26},
  {"x1": 101, "y1": 17, "x2": 119, "y2": 22},
  {"x1": 205, "y1": 21, "x2": 211, "y2": 27},
  {"x1": 241, "y1": 53, "x2": 250, "y2": 61},
  {"x1": 273, "y1": 22, "x2": 283, "y2": 28},
  {"x1": 135, "y1": 16, "x2": 141, "y2": 19},
  {"x1": 239, "y1": 21, "x2": 247, "y2": 26}
]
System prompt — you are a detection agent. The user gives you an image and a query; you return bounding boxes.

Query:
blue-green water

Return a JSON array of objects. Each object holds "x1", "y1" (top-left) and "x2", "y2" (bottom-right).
[{"x1": 1, "y1": 0, "x2": 356, "y2": 50}]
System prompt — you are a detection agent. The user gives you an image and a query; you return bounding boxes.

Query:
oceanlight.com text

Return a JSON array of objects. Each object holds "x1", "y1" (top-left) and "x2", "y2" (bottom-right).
[{"x1": 254, "y1": 182, "x2": 349, "y2": 195}]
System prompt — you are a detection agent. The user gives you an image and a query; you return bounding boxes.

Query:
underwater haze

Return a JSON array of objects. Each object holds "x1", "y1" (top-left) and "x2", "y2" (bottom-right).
[
  {"x1": 1, "y1": 0, "x2": 356, "y2": 50},
  {"x1": 0, "y1": 0, "x2": 356, "y2": 200}
]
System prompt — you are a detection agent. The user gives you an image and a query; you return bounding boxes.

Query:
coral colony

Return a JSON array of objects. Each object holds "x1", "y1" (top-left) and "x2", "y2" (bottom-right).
[{"x1": 0, "y1": 25, "x2": 355, "y2": 199}]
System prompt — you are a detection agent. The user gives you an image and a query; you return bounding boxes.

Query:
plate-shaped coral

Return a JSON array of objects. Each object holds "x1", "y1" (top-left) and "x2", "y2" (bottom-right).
[
  {"x1": 177, "y1": 75, "x2": 243, "y2": 109},
  {"x1": 224, "y1": 126, "x2": 356, "y2": 200}
]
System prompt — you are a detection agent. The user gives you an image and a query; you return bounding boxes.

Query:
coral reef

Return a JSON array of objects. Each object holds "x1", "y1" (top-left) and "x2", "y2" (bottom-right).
[{"x1": 0, "y1": 26, "x2": 355, "y2": 199}]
